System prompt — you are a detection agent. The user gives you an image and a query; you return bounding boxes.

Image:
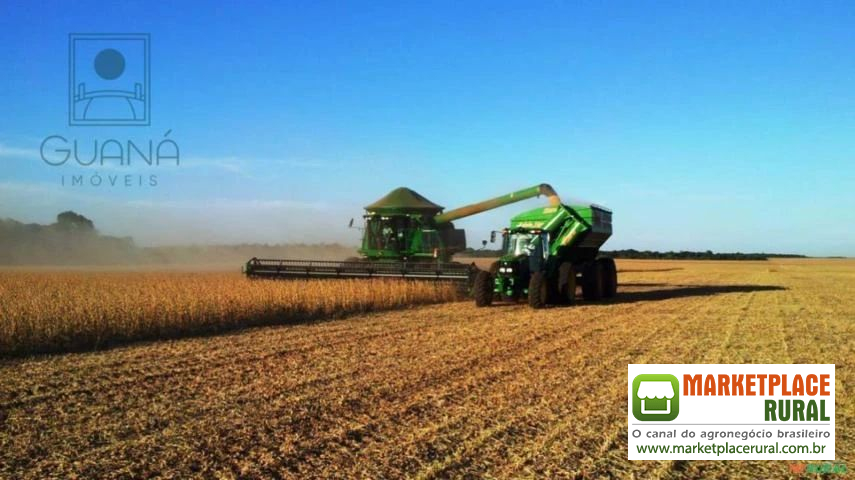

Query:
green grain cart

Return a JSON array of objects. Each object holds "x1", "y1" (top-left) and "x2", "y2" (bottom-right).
[{"x1": 473, "y1": 201, "x2": 616, "y2": 308}]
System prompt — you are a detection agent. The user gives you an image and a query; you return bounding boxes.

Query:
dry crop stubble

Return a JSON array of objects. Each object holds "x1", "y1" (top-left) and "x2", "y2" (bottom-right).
[{"x1": 0, "y1": 259, "x2": 852, "y2": 479}]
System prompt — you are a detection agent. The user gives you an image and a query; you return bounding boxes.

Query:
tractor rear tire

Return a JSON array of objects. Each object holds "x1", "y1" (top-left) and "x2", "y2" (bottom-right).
[
  {"x1": 598, "y1": 257, "x2": 618, "y2": 298},
  {"x1": 558, "y1": 262, "x2": 577, "y2": 305},
  {"x1": 473, "y1": 270, "x2": 494, "y2": 307},
  {"x1": 582, "y1": 261, "x2": 604, "y2": 301},
  {"x1": 528, "y1": 271, "x2": 549, "y2": 309}
]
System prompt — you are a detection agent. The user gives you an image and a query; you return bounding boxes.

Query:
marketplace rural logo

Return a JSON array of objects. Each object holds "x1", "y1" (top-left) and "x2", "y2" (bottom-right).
[
  {"x1": 627, "y1": 365, "x2": 835, "y2": 461},
  {"x1": 631, "y1": 371, "x2": 832, "y2": 422},
  {"x1": 632, "y1": 374, "x2": 680, "y2": 421}
]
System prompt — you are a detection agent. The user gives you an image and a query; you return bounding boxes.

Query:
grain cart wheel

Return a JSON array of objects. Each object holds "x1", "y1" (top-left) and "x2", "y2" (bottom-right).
[
  {"x1": 582, "y1": 261, "x2": 604, "y2": 301},
  {"x1": 528, "y1": 271, "x2": 549, "y2": 309},
  {"x1": 598, "y1": 258, "x2": 618, "y2": 298},
  {"x1": 473, "y1": 270, "x2": 494, "y2": 307},
  {"x1": 557, "y1": 262, "x2": 577, "y2": 305}
]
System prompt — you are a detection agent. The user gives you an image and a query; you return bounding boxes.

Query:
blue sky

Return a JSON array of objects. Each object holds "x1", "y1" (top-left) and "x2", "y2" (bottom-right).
[{"x1": 1, "y1": 1, "x2": 853, "y2": 255}]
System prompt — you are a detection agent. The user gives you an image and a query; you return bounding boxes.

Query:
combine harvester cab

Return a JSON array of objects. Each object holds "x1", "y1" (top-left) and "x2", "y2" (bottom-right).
[
  {"x1": 473, "y1": 200, "x2": 617, "y2": 308},
  {"x1": 244, "y1": 184, "x2": 562, "y2": 286}
]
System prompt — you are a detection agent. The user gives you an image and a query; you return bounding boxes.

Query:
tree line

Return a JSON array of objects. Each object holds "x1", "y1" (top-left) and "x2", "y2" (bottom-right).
[{"x1": 460, "y1": 247, "x2": 806, "y2": 260}]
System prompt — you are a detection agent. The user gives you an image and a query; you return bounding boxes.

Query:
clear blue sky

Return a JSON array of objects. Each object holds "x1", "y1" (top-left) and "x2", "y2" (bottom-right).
[{"x1": 1, "y1": 1, "x2": 853, "y2": 255}]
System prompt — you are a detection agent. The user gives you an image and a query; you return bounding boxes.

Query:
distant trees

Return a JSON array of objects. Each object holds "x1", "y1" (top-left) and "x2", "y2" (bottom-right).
[
  {"x1": 0, "y1": 211, "x2": 134, "y2": 265},
  {"x1": 600, "y1": 249, "x2": 806, "y2": 261},
  {"x1": 459, "y1": 247, "x2": 806, "y2": 260},
  {"x1": 55, "y1": 211, "x2": 96, "y2": 232},
  {"x1": 0, "y1": 212, "x2": 357, "y2": 265}
]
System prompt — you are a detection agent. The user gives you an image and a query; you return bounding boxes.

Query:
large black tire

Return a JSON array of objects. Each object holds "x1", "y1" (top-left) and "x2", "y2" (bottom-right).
[
  {"x1": 582, "y1": 261, "x2": 604, "y2": 301},
  {"x1": 528, "y1": 271, "x2": 549, "y2": 309},
  {"x1": 557, "y1": 262, "x2": 577, "y2": 305},
  {"x1": 473, "y1": 270, "x2": 494, "y2": 307},
  {"x1": 598, "y1": 258, "x2": 618, "y2": 298}
]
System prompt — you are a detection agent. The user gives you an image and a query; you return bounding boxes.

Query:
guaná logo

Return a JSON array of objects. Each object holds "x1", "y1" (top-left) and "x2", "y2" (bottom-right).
[{"x1": 632, "y1": 374, "x2": 680, "y2": 421}]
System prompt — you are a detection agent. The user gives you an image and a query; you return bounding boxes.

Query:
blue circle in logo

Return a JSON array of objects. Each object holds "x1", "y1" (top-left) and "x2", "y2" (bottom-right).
[{"x1": 94, "y1": 48, "x2": 125, "y2": 80}]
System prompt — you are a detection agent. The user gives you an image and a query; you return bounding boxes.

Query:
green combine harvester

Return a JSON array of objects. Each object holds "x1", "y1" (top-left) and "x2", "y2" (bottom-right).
[
  {"x1": 244, "y1": 184, "x2": 562, "y2": 283},
  {"x1": 473, "y1": 200, "x2": 616, "y2": 308}
]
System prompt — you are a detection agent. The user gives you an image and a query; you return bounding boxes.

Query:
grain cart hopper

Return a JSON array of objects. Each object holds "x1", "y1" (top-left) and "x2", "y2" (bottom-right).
[
  {"x1": 244, "y1": 184, "x2": 561, "y2": 284},
  {"x1": 473, "y1": 200, "x2": 616, "y2": 308}
]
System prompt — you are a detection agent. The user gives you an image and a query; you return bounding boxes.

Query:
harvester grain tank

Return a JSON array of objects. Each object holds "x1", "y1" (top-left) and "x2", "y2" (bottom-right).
[
  {"x1": 473, "y1": 200, "x2": 616, "y2": 308},
  {"x1": 244, "y1": 184, "x2": 561, "y2": 283}
]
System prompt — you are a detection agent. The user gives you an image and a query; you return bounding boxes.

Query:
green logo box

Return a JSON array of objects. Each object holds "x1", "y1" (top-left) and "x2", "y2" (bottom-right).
[{"x1": 632, "y1": 374, "x2": 680, "y2": 421}]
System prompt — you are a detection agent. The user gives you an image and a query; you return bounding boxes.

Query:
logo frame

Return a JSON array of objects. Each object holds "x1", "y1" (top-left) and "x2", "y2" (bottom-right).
[{"x1": 68, "y1": 33, "x2": 150, "y2": 126}]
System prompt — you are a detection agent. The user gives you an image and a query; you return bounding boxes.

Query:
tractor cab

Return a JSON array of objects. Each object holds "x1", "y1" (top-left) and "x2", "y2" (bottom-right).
[
  {"x1": 492, "y1": 228, "x2": 550, "y2": 299},
  {"x1": 358, "y1": 187, "x2": 466, "y2": 262},
  {"x1": 362, "y1": 215, "x2": 412, "y2": 255},
  {"x1": 502, "y1": 230, "x2": 548, "y2": 261}
]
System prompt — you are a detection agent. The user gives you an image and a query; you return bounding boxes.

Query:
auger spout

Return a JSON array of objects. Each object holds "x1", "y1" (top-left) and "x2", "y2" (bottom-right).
[{"x1": 434, "y1": 184, "x2": 560, "y2": 224}]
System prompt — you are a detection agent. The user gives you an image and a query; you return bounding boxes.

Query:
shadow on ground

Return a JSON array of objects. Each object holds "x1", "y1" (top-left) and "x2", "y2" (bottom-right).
[
  {"x1": 606, "y1": 284, "x2": 786, "y2": 304},
  {"x1": 618, "y1": 268, "x2": 685, "y2": 273},
  {"x1": 485, "y1": 284, "x2": 787, "y2": 309}
]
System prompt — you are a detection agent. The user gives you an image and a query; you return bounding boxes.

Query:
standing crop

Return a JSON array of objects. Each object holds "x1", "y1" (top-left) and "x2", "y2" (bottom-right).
[{"x1": 0, "y1": 272, "x2": 460, "y2": 356}]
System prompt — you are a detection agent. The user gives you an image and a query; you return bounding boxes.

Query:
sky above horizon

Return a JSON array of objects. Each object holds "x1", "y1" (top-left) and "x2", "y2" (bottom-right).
[{"x1": 1, "y1": 1, "x2": 853, "y2": 256}]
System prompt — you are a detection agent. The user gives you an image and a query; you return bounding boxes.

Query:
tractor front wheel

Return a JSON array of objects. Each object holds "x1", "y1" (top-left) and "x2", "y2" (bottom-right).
[
  {"x1": 473, "y1": 270, "x2": 494, "y2": 307},
  {"x1": 528, "y1": 271, "x2": 549, "y2": 309}
]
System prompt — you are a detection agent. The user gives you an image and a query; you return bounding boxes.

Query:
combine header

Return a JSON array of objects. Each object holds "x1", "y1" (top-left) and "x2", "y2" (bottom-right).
[
  {"x1": 244, "y1": 184, "x2": 560, "y2": 284},
  {"x1": 243, "y1": 258, "x2": 475, "y2": 281}
]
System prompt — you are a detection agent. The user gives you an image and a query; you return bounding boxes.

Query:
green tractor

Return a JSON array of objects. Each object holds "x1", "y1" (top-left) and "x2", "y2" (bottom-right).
[{"x1": 473, "y1": 201, "x2": 617, "y2": 308}]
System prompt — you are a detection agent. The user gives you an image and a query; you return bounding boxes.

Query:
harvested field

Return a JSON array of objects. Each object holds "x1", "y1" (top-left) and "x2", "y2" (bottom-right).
[{"x1": 0, "y1": 259, "x2": 852, "y2": 478}]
